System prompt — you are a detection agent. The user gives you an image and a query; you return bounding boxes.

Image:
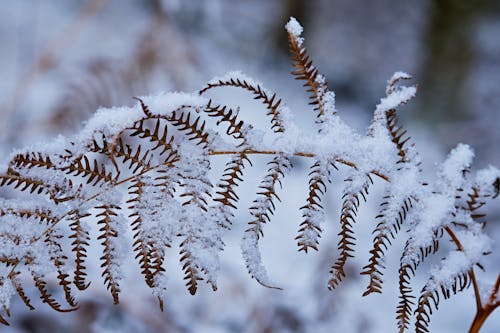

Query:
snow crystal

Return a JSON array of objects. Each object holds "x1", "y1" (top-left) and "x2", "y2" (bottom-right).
[
  {"x1": 140, "y1": 91, "x2": 208, "y2": 116},
  {"x1": 374, "y1": 85, "x2": 416, "y2": 121},
  {"x1": 438, "y1": 143, "x2": 474, "y2": 192},
  {"x1": 427, "y1": 251, "x2": 470, "y2": 290},
  {"x1": 241, "y1": 232, "x2": 275, "y2": 287},
  {"x1": 427, "y1": 230, "x2": 490, "y2": 290},
  {"x1": 408, "y1": 193, "x2": 454, "y2": 250},
  {"x1": 386, "y1": 71, "x2": 412, "y2": 94},
  {"x1": 475, "y1": 165, "x2": 500, "y2": 196},
  {"x1": 0, "y1": 267, "x2": 15, "y2": 309},
  {"x1": 80, "y1": 105, "x2": 142, "y2": 143},
  {"x1": 285, "y1": 17, "x2": 304, "y2": 45}
]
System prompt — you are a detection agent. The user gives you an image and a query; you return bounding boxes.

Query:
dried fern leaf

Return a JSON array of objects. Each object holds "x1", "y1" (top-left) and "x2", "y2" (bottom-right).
[
  {"x1": 414, "y1": 271, "x2": 472, "y2": 333},
  {"x1": 129, "y1": 118, "x2": 177, "y2": 159},
  {"x1": 242, "y1": 154, "x2": 291, "y2": 288},
  {"x1": 200, "y1": 76, "x2": 286, "y2": 133},
  {"x1": 11, "y1": 152, "x2": 54, "y2": 170},
  {"x1": 212, "y1": 153, "x2": 251, "y2": 229},
  {"x1": 396, "y1": 233, "x2": 441, "y2": 332},
  {"x1": 64, "y1": 155, "x2": 115, "y2": 185},
  {"x1": 385, "y1": 110, "x2": 415, "y2": 164},
  {"x1": 296, "y1": 160, "x2": 337, "y2": 252},
  {"x1": 168, "y1": 110, "x2": 210, "y2": 147},
  {"x1": 68, "y1": 210, "x2": 91, "y2": 290},
  {"x1": 0, "y1": 168, "x2": 48, "y2": 195},
  {"x1": 361, "y1": 195, "x2": 414, "y2": 295},
  {"x1": 96, "y1": 204, "x2": 123, "y2": 304},
  {"x1": 204, "y1": 100, "x2": 248, "y2": 141},
  {"x1": 286, "y1": 19, "x2": 335, "y2": 123},
  {"x1": 11, "y1": 273, "x2": 35, "y2": 310},
  {"x1": 329, "y1": 175, "x2": 372, "y2": 289},
  {"x1": 44, "y1": 229, "x2": 78, "y2": 307},
  {"x1": 0, "y1": 206, "x2": 58, "y2": 225},
  {"x1": 127, "y1": 175, "x2": 174, "y2": 299},
  {"x1": 177, "y1": 147, "x2": 218, "y2": 294},
  {"x1": 32, "y1": 273, "x2": 77, "y2": 312}
]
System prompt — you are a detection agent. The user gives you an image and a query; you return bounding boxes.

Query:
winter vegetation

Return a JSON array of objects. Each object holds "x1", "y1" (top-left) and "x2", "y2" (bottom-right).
[{"x1": 0, "y1": 15, "x2": 499, "y2": 333}]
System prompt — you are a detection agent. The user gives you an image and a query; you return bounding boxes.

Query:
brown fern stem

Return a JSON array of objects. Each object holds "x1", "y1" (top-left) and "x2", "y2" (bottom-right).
[{"x1": 469, "y1": 274, "x2": 499, "y2": 333}]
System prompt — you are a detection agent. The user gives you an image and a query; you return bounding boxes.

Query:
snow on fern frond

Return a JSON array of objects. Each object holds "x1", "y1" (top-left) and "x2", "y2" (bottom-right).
[
  {"x1": 438, "y1": 143, "x2": 474, "y2": 192},
  {"x1": 386, "y1": 71, "x2": 413, "y2": 95},
  {"x1": 243, "y1": 154, "x2": 291, "y2": 288},
  {"x1": 201, "y1": 71, "x2": 292, "y2": 134},
  {"x1": 372, "y1": 82, "x2": 416, "y2": 128},
  {"x1": 427, "y1": 231, "x2": 491, "y2": 291},
  {"x1": 475, "y1": 165, "x2": 500, "y2": 197},
  {"x1": 285, "y1": 17, "x2": 304, "y2": 45}
]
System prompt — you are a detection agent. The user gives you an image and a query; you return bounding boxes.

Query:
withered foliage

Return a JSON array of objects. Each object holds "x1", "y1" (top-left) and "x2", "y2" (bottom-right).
[{"x1": 0, "y1": 18, "x2": 498, "y2": 333}]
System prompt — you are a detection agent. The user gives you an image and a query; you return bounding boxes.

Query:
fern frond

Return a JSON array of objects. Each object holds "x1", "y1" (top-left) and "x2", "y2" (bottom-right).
[
  {"x1": 177, "y1": 149, "x2": 217, "y2": 294},
  {"x1": 179, "y1": 242, "x2": 203, "y2": 295},
  {"x1": 414, "y1": 271, "x2": 472, "y2": 333},
  {"x1": 64, "y1": 155, "x2": 115, "y2": 185},
  {"x1": 44, "y1": 228, "x2": 78, "y2": 307},
  {"x1": 129, "y1": 118, "x2": 178, "y2": 159},
  {"x1": 111, "y1": 138, "x2": 152, "y2": 174},
  {"x1": 11, "y1": 152, "x2": 54, "y2": 170},
  {"x1": 68, "y1": 210, "x2": 91, "y2": 290},
  {"x1": 0, "y1": 168, "x2": 48, "y2": 195},
  {"x1": 296, "y1": 160, "x2": 337, "y2": 252},
  {"x1": 361, "y1": 196, "x2": 414, "y2": 295},
  {"x1": 329, "y1": 175, "x2": 371, "y2": 289},
  {"x1": 127, "y1": 176, "x2": 171, "y2": 292},
  {"x1": 168, "y1": 110, "x2": 210, "y2": 148},
  {"x1": 0, "y1": 206, "x2": 58, "y2": 225},
  {"x1": 11, "y1": 273, "x2": 35, "y2": 311},
  {"x1": 396, "y1": 235, "x2": 441, "y2": 332},
  {"x1": 287, "y1": 20, "x2": 334, "y2": 122},
  {"x1": 199, "y1": 77, "x2": 286, "y2": 133},
  {"x1": 213, "y1": 153, "x2": 251, "y2": 229},
  {"x1": 386, "y1": 110, "x2": 415, "y2": 164},
  {"x1": 204, "y1": 100, "x2": 247, "y2": 141},
  {"x1": 243, "y1": 154, "x2": 291, "y2": 288},
  {"x1": 96, "y1": 204, "x2": 123, "y2": 304},
  {"x1": 32, "y1": 273, "x2": 77, "y2": 313},
  {"x1": 1, "y1": 167, "x2": 75, "y2": 204}
]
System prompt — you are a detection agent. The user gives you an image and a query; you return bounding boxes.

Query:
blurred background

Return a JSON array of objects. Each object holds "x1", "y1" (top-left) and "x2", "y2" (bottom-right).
[{"x1": 1, "y1": 1, "x2": 499, "y2": 332}]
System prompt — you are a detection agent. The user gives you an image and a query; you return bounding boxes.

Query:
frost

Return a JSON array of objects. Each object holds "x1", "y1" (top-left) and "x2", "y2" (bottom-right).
[
  {"x1": 475, "y1": 165, "x2": 500, "y2": 196},
  {"x1": 285, "y1": 17, "x2": 304, "y2": 45},
  {"x1": 140, "y1": 91, "x2": 208, "y2": 116},
  {"x1": 374, "y1": 85, "x2": 416, "y2": 121},
  {"x1": 438, "y1": 143, "x2": 474, "y2": 192},
  {"x1": 241, "y1": 232, "x2": 274, "y2": 287},
  {"x1": 427, "y1": 231, "x2": 491, "y2": 290},
  {"x1": 0, "y1": 267, "x2": 15, "y2": 310}
]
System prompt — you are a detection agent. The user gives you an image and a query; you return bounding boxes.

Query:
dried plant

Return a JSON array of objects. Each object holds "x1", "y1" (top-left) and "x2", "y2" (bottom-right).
[{"x1": 0, "y1": 17, "x2": 498, "y2": 332}]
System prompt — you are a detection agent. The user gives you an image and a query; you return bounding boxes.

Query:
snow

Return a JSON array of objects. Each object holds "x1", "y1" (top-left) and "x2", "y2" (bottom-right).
[
  {"x1": 475, "y1": 165, "x2": 500, "y2": 196},
  {"x1": 438, "y1": 143, "x2": 474, "y2": 192},
  {"x1": 427, "y1": 231, "x2": 491, "y2": 290},
  {"x1": 285, "y1": 17, "x2": 304, "y2": 46}
]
